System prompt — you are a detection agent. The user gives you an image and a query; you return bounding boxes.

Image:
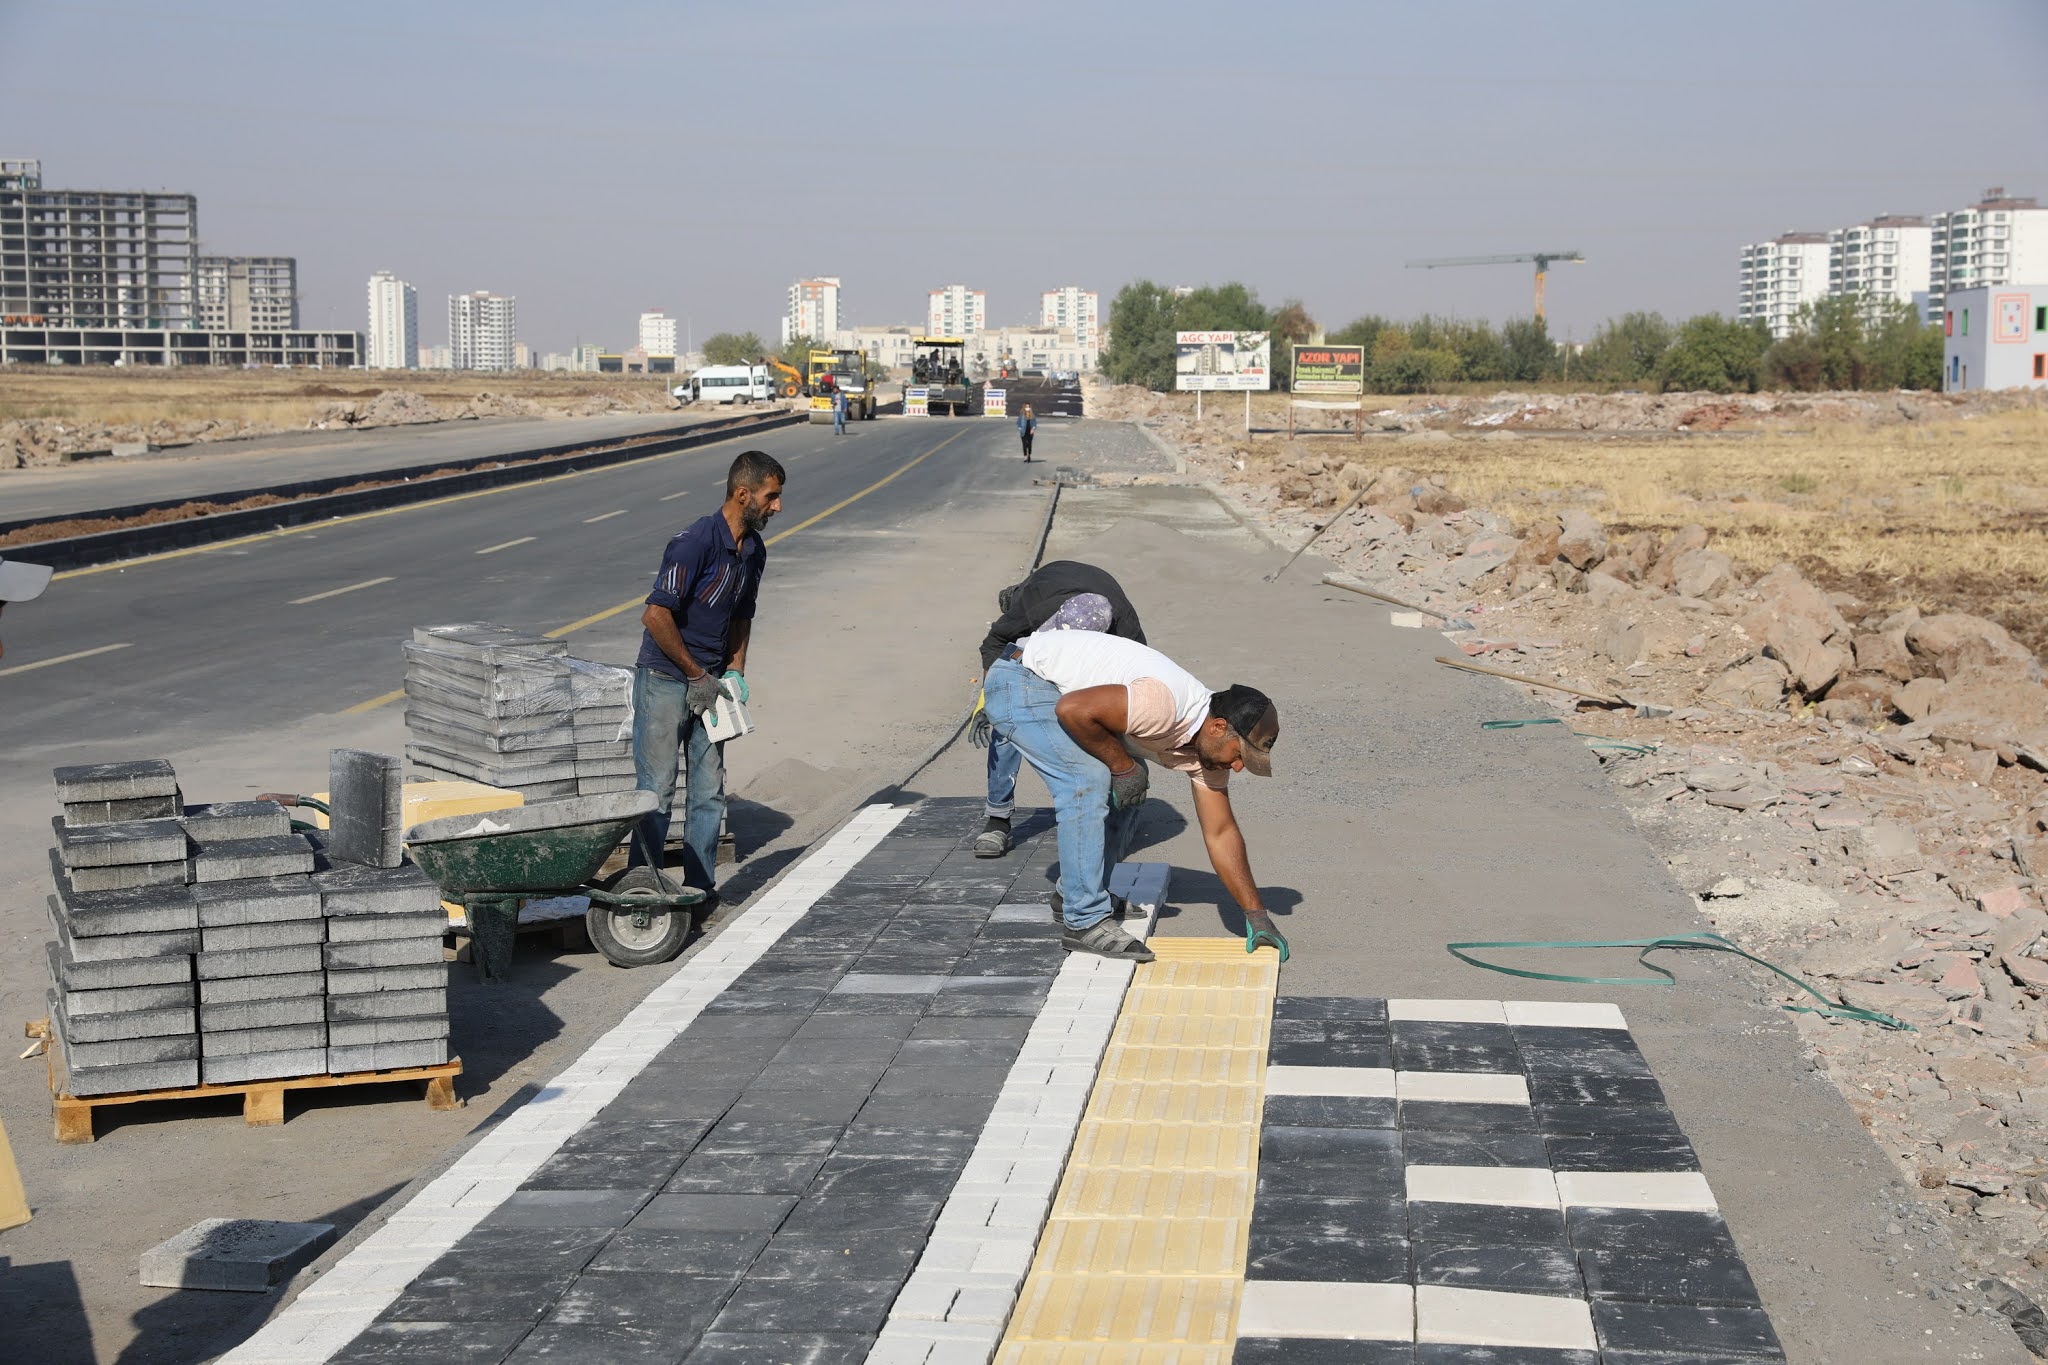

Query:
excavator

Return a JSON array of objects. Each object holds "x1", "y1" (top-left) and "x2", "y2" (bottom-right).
[{"x1": 761, "y1": 355, "x2": 803, "y2": 400}]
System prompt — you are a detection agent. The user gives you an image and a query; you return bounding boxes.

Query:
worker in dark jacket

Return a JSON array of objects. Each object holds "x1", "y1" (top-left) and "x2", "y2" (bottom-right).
[{"x1": 972, "y1": 561, "x2": 1144, "y2": 857}]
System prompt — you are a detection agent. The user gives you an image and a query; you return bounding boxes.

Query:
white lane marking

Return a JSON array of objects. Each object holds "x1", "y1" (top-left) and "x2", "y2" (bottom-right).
[
  {"x1": 583, "y1": 510, "x2": 627, "y2": 523},
  {"x1": 288, "y1": 577, "x2": 394, "y2": 606},
  {"x1": 475, "y1": 537, "x2": 535, "y2": 555},
  {"x1": 220, "y1": 804, "x2": 911, "y2": 1365},
  {"x1": 658, "y1": 490, "x2": 691, "y2": 501},
  {"x1": 0, "y1": 641, "x2": 134, "y2": 678}
]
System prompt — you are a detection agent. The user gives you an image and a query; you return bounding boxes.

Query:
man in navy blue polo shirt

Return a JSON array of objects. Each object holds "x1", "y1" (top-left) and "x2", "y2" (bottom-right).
[{"x1": 627, "y1": 448, "x2": 786, "y2": 894}]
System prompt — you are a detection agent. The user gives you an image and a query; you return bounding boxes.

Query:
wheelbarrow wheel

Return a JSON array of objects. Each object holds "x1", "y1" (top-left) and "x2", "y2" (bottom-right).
[{"x1": 586, "y1": 899, "x2": 690, "y2": 967}]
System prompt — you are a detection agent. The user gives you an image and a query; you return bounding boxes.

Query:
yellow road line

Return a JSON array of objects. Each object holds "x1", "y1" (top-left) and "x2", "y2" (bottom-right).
[
  {"x1": 0, "y1": 641, "x2": 134, "y2": 679},
  {"x1": 476, "y1": 536, "x2": 535, "y2": 555},
  {"x1": 583, "y1": 510, "x2": 627, "y2": 524},
  {"x1": 999, "y1": 939, "x2": 1279, "y2": 1361},
  {"x1": 289, "y1": 576, "x2": 393, "y2": 606},
  {"x1": 344, "y1": 428, "x2": 971, "y2": 709}
]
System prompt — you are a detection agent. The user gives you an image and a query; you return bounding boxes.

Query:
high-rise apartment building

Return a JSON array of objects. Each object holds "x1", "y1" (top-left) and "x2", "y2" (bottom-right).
[
  {"x1": 1930, "y1": 188, "x2": 2048, "y2": 316},
  {"x1": 639, "y1": 310, "x2": 678, "y2": 358},
  {"x1": 367, "y1": 271, "x2": 419, "y2": 369},
  {"x1": 783, "y1": 277, "x2": 840, "y2": 344},
  {"x1": 1737, "y1": 233, "x2": 1830, "y2": 339},
  {"x1": 0, "y1": 158, "x2": 199, "y2": 328},
  {"x1": 1040, "y1": 286, "x2": 1098, "y2": 344},
  {"x1": 928, "y1": 284, "x2": 985, "y2": 338},
  {"x1": 1827, "y1": 216, "x2": 1932, "y2": 322},
  {"x1": 449, "y1": 290, "x2": 516, "y2": 371},
  {"x1": 196, "y1": 256, "x2": 297, "y2": 330}
]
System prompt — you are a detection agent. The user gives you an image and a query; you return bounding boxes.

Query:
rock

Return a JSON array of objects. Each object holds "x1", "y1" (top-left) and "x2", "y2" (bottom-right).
[
  {"x1": 1415, "y1": 485, "x2": 1466, "y2": 516},
  {"x1": 1991, "y1": 908, "x2": 2047, "y2": 959},
  {"x1": 1556, "y1": 509, "x2": 1609, "y2": 570},
  {"x1": 1815, "y1": 674, "x2": 1898, "y2": 725},
  {"x1": 1590, "y1": 617, "x2": 1645, "y2": 667},
  {"x1": 1921, "y1": 673, "x2": 2048, "y2": 765},
  {"x1": 1979, "y1": 887, "x2": 2032, "y2": 919},
  {"x1": 2004, "y1": 954, "x2": 2048, "y2": 993},
  {"x1": 1811, "y1": 806, "x2": 1871, "y2": 831},
  {"x1": 1935, "y1": 954, "x2": 1985, "y2": 1000},
  {"x1": 1703, "y1": 786, "x2": 1783, "y2": 811},
  {"x1": 1671, "y1": 548, "x2": 1737, "y2": 600},
  {"x1": 1703, "y1": 655, "x2": 1788, "y2": 710},
  {"x1": 1977, "y1": 1278, "x2": 2048, "y2": 1357},
  {"x1": 1750, "y1": 562, "x2": 1851, "y2": 640},
  {"x1": 1906, "y1": 614, "x2": 2035, "y2": 671},
  {"x1": 1837, "y1": 979, "x2": 1952, "y2": 1026},
  {"x1": 1895, "y1": 676, "x2": 1947, "y2": 721},
  {"x1": 1852, "y1": 632, "x2": 1915, "y2": 682},
  {"x1": 1684, "y1": 763, "x2": 1757, "y2": 793},
  {"x1": 1703, "y1": 877, "x2": 1748, "y2": 899},
  {"x1": 1649, "y1": 524, "x2": 1710, "y2": 590},
  {"x1": 1511, "y1": 520, "x2": 1562, "y2": 570},
  {"x1": 1852, "y1": 820, "x2": 1925, "y2": 877},
  {"x1": 1763, "y1": 617, "x2": 1848, "y2": 697}
]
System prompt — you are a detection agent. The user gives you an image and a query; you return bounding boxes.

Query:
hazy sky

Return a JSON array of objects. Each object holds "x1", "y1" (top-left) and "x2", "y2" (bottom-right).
[{"x1": 5, "y1": 0, "x2": 2044, "y2": 350}]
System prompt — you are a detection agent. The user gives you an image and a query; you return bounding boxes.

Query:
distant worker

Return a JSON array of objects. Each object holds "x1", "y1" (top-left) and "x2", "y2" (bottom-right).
[
  {"x1": 1017, "y1": 404, "x2": 1036, "y2": 462},
  {"x1": 626, "y1": 449, "x2": 786, "y2": 901},
  {"x1": 832, "y1": 384, "x2": 848, "y2": 435},
  {"x1": 974, "y1": 562, "x2": 1145, "y2": 858},
  {"x1": 980, "y1": 631, "x2": 1283, "y2": 962},
  {"x1": 0, "y1": 552, "x2": 53, "y2": 661}
]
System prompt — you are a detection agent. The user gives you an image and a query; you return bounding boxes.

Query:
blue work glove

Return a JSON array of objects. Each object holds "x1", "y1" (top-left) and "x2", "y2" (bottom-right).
[{"x1": 721, "y1": 670, "x2": 749, "y2": 704}]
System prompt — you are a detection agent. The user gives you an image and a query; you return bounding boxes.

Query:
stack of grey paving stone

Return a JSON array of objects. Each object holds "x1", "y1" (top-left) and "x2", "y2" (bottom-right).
[{"x1": 402, "y1": 621, "x2": 636, "y2": 798}]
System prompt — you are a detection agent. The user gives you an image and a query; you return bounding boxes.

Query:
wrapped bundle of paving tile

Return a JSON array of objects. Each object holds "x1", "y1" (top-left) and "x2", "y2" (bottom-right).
[
  {"x1": 46, "y1": 760, "x2": 201, "y2": 1095},
  {"x1": 567, "y1": 657, "x2": 637, "y2": 795},
  {"x1": 402, "y1": 623, "x2": 578, "y2": 797},
  {"x1": 187, "y1": 803, "x2": 329, "y2": 1085}
]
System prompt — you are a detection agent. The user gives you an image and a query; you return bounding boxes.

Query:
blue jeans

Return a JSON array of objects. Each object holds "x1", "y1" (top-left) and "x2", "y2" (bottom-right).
[
  {"x1": 629, "y1": 667, "x2": 725, "y2": 889},
  {"x1": 833, "y1": 406, "x2": 846, "y2": 433},
  {"x1": 981, "y1": 658, "x2": 1137, "y2": 931},
  {"x1": 985, "y1": 729, "x2": 1022, "y2": 820}
]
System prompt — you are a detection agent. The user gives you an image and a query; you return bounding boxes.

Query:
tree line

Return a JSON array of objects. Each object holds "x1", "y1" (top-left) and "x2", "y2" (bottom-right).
[{"x1": 1100, "y1": 281, "x2": 1947, "y2": 395}]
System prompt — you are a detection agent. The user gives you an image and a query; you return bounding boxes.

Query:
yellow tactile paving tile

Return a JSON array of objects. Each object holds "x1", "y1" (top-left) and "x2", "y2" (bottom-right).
[
  {"x1": 1068, "y1": 1120, "x2": 1257, "y2": 1172},
  {"x1": 1035, "y1": 1216, "x2": 1248, "y2": 1277},
  {"x1": 1003, "y1": 1273, "x2": 1242, "y2": 1344},
  {"x1": 1000, "y1": 938, "x2": 1278, "y2": 1353}
]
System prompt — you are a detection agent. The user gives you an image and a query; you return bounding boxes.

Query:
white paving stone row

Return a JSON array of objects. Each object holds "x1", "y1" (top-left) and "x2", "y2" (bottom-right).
[
  {"x1": 217, "y1": 804, "x2": 910, "y2": 1365},
  {"x1": 862, "y1": 866, "x2": 1164, "y2": 1365}
]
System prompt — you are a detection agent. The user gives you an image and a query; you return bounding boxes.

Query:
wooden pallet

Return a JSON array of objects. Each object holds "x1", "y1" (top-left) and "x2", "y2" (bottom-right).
[{"x1": 39, "y1": 1025, "x2": 462, "y2": 1144}]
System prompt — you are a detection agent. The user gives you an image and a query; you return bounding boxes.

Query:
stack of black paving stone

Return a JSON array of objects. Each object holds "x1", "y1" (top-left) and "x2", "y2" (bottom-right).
[
  {"x1": 317, "y1": 861, "x2": 451, "y2": 1073},
  {"x1": 47, "y1": 761, "x2": 200, "y2": 1095}
]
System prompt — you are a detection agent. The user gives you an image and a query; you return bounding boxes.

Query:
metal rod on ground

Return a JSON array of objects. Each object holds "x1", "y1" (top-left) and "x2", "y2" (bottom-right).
[
  {"x1": 1320, "y1": 575, "x2": 1453, "y2": 620},
  {"x1": 1433, "y1": 654, "x2": 1629, "y2": 706},
  {"x1": 1264, "y1": 486, "x2": 1371, "y2": 584}
]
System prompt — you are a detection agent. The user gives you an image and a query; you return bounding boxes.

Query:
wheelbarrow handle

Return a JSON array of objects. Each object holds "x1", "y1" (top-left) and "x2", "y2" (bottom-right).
[
  {"x1": 584, "y1": 885, "x2": 708, "y2": 911},
  {"x1": 255, "y1": 792, "x2": 330, "y2": 817}
]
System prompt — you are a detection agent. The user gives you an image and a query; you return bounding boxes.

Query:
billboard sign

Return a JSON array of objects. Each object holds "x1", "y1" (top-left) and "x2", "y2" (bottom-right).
[
  {"x1": 1175, "y1": 331, "x2": 1271, "y2": 390},
  {"x1": 1291, "y1": 343, "x2": 1366, "y2": 396}
]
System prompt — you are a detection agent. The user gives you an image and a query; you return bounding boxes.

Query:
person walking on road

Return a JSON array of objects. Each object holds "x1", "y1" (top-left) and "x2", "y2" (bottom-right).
[
  {"x1": 1017, "y1": 404, "x2": 1036, "y2": 461},
  {"x1": 0, "y1": 553, "x2": 53, "y2": 662},
  {"x1": 973, "y1": 562, "x2": 1145, "y2": 859},
  {"x1": 981, "y1": 630, "x2": 1281, "y2": 962},
  {"x1": 626, "y1": 449, "x2": 786, "y2": 898},
  {"x1": 831, "y1": 385, "x2": 848, "y2": 435}
]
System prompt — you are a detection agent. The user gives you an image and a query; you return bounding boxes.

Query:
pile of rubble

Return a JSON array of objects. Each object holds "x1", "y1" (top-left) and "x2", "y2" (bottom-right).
[{"x1": 1151, "y1": 408, "x2": 2048, "y2": 1319}]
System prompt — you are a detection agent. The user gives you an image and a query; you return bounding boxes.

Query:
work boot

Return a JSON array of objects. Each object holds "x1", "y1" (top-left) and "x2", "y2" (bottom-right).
[
  {"x1": 1062, "y1": 919, "x2": 1154, "y2": 963},
  {"x1": 972, "y1": 817, "x2": 1012, "y2": 859},
  {"x1": 1050, "y1": 890, "x2": 1129, "y2": 922}
]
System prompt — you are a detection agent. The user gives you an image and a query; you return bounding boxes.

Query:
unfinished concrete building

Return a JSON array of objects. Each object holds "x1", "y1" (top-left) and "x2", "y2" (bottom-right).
[
  {"x1": 196, "y1": 255, "x2": 299, "y2": 331},
  {"x1": 0, "y1": 158, "x2": 199, "y2": 329}
]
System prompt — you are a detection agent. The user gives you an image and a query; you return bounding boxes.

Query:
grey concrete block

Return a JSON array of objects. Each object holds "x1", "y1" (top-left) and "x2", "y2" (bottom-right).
[
  {"x1": 327, "y1": 1014, "x2": 450, "y2": 1047},
  {"x1": 61, "y1": 1027, "x2": 199, "y2": 1069},
  {"x1": 50, "y1": 879, "x2": 197, "y2": 937},
  {"x1": 200, "y1": 918, "x2": 326, "y2": 953},
  {"x1": 53, "y1": 758, "x2": 178, "y2": 803},
  {"x1": 180, "y1": 800, "x2": 290, "y2": 842},
  {"x1": 322, "y1": 937, "x2": 444, "y2": 970},
  {"x1": 194, "y1": 875, "x2": 321, "y2": 927},
  {"x1": 199, "y1": 1021, "x2": 326, "y2": 1057},
  {"x1": 325, "y1": 986, "x2": 446, "y2": 1021},
  {"x1": 201, "y1": 1048, "x2": 328, "y2": 1085},
  {"x1": 328, "y1": 749, "x2": 403, "y2": 868},
  {"x1": 197, "y1": 971, "x2": 326, "y2": 1005},
  {"x1": 66, "y1": 860, "x2": 187, "y2": 892},
  {"x1": 52, "y1": 975, "x2": 194, "y2": 1018},
  {"x1": 189, "y1": 835, "x2": 315, "y2": 884},
  {"x1": 312, "y1": 861, "x2": 441, "y2": 917},
  {"x1": 60, "y1": 1054, "x2": 199, "y2": 1097},
  {"x1": 195, "y1": 944, "x2": 324, "y2": 979},
  {"x1": 45, "y1": 940, "x2": 193, "y2": 993},
  {"x1": 325, "y1": 964, "x2": 445, "y2": 995},
  {"x1": 53, "y1": 816, "x2": 189, "y2": 869},
  {"x1": 328, "y1": 1037, "x2": 448, "y2": 1073},
  {"x1": 51, "y1": 991, "x2": 194, "y2": 1043},
  {"x1": 139, "y1": 1217, "x2": 337, "y2": 1293},
  {"x1": 200, "y1": 995, "x2": 325, "y2": 1032},
  {"x1": 48, "y1": 900, "x2": 199, "y2": 962},
  {"x1": 64, "y1": 794, "x2": 180, "y2": 826},
  {"x1": 325, "y1": 911, "x2": 448, "y2": 944}
]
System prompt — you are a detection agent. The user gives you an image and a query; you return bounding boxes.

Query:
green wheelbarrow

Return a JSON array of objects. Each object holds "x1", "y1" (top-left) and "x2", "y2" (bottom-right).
[{"x1": 406, "y1": 791, "x2": 706, "y2": 981}]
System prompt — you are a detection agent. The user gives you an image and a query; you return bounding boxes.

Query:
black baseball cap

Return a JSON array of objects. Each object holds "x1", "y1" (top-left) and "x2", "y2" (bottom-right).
[{"x1": 1211, "y1": 685, "x2": 1277, "y2": 777}]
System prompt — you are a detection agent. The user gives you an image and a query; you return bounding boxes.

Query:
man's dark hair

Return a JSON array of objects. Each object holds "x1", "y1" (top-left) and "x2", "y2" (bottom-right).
[
  {"x1": 1210, "y1": 684, "x2": 1275, "y2": 737},
  {"x1": 726, "y1": 449, "x2": 786, "y2": 497}
]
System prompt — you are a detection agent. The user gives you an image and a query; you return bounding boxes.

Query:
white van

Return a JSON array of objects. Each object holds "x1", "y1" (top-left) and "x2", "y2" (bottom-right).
[{"x1": 675, "y1": 365, "x2": 771, "y2": 405}]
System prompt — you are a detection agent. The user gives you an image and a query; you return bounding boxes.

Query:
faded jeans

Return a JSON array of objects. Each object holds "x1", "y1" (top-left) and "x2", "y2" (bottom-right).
[
  {"x1": 984, "y1": 728, "x2": 1023, "y2": 820},
  {"x1": 629, "y1": 666, "x2": 725, "y2": 889},
  {"x1": 981, "y1": 658, "x2": 1137, "y2": 931}
]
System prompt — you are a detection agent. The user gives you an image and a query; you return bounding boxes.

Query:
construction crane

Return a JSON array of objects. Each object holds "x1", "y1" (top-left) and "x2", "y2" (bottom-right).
[{"x1": 1404, "y1": 251, "x2": 1584, "y2": 322}]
